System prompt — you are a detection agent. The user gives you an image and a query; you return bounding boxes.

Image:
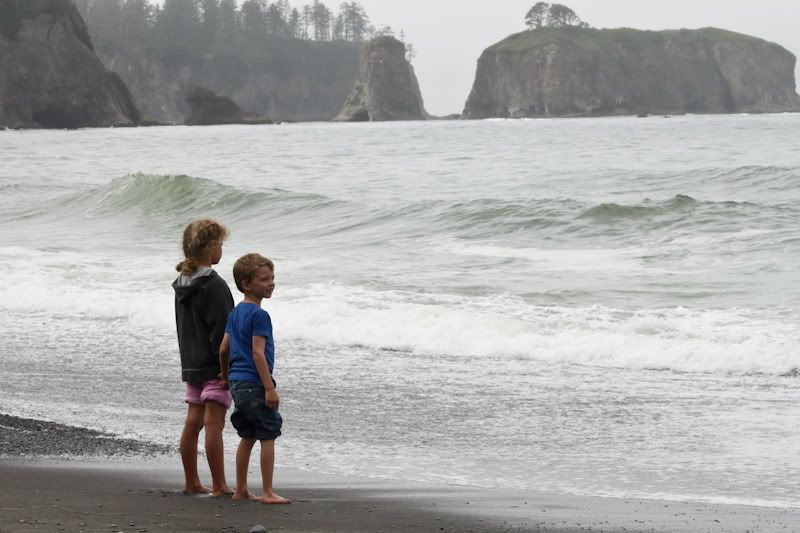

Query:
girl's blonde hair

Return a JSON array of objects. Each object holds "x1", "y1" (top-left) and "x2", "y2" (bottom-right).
[{"x1": 175, "y1": 218, "x2": 229, "y2": 274}]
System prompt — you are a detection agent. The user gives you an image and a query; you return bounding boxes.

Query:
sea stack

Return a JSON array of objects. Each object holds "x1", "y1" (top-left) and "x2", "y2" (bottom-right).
[
  {"x1": 0, "y1": 0, "x2": 141, "y2": 129},
  {"x1": 335, "y1": 35, "x2": 428, "y2": 122},
  {"x1": 463, "y1": 27, "x2": 800, "y2": 118},
  {"x1": 184, "y1": 85, "x2": 272, "y2": 126}
]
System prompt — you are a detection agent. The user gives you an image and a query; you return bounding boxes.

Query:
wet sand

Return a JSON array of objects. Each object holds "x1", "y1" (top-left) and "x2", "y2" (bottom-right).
[
  {"x1": 0, "y1": 461, "x2": 539, "y2": 533},
  {"x1": 1, "y1": 413, "x2": 798, "y2": 532}
]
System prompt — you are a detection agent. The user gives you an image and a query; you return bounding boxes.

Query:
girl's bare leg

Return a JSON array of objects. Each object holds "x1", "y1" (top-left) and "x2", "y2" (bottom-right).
[
  {"x1": 180, "y1": 403, "x2": 209, "y2": 494},
  {"x1": 232, "y1": 438, "x2": 258, "y2": 501},
  {"x1": 259, "y1": 439, "x2": 290, "y2": 504},
  {"x1": 203, "y1": 401, "x2": 234, "y2": 496}
]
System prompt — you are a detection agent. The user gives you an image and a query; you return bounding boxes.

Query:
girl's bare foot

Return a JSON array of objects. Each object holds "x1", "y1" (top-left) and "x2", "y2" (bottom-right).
[
  {"x1": 211, "y1": 485, "x2": 235, "y2": 497},
  {"x1": 232, "y1": 490, "x2": 260, "y2": 501},
  {"x1": 183, "y1": 483, "x2": 211, "y2": 495},
  {"x1": 259, "y1": 491, "x2": 291, "y2": 504}
]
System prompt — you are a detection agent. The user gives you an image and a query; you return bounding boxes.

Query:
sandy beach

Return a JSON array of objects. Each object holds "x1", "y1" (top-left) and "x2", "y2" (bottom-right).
[{"x1": 1, "y1": 414, "x2": 799, "y2": 532}]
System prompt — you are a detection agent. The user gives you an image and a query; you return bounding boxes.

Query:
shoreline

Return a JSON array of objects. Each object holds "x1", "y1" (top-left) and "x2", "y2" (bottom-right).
[
  {"x1": 0, "y1": 413, "x2": 172, "y2": 459},
  {"x1": 1, "y1": 414, "x2": 799, "y2": 532},
  {"x1": 2, "y1": 110, "x2": 800, "y2": 132}
]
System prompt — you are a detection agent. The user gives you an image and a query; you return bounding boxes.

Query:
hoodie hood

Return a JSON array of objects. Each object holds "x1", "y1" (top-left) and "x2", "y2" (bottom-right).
[{"x1": 172, "y1": 267, "x2": 217, "y2": 304}]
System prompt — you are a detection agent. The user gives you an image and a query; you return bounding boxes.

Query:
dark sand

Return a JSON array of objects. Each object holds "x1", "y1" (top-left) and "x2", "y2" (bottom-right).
[
  {"x1": 0, "y1": 414, "x2": 171, "y2": 458},
  {"x1": 1, "y1": 414, "x2": 798, "y2": 533}
]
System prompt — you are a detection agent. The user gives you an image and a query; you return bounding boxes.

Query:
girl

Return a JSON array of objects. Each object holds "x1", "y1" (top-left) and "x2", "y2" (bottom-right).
[{"x1": 172, "y1": 218, "x2": 234, "y2": 496}]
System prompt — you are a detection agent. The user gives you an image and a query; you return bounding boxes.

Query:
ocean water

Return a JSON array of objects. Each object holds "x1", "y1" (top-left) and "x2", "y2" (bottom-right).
[{"x1": 1, "y1": 115, "x2": 799, "y2": 508}]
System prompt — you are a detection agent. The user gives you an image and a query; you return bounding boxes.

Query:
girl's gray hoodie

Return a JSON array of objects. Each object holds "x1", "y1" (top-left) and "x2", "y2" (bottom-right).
[{"x1": 172, "y1": 267, "x2": 234, "y2": 384}]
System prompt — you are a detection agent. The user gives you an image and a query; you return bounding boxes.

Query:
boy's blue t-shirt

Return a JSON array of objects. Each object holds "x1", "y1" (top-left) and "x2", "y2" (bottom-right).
[{"x1": 225, "y1": 302, "x2": 274, "y2": 383}]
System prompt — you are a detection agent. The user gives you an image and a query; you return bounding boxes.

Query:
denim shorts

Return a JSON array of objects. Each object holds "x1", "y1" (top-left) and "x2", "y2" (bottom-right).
[{"x1": 229, "y1": 381, "x2": 282, "y2": 441}]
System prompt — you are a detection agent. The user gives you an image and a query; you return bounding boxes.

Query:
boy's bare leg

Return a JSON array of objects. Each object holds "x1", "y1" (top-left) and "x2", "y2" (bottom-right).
[
  {"x1": 203, "y1": 401, "x2": 234, "y2": 496},
  {"x1": 259, "y1": 439, "x2": 290, "y2": 504},
  {"x1": 232, "y1": 438, "x2": 259, "y2": 501},
  {"x1": 180, "y1": 404, "x2": 210, "y2": 494}
]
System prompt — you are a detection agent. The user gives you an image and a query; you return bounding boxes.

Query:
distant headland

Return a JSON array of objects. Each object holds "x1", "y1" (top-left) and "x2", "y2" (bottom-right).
[
  {"x1": 1, "y1": 1, "x2": 799, "y2": 129},
  {"x1": 463, "y1": 3, "x2": 800, "y2": 118}
]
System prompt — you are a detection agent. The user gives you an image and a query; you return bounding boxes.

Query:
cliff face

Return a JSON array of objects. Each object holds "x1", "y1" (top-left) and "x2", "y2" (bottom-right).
[
  {"x1": 0, "y1": 0, "x2": 140, "y2": 129},
  {"x1": 98, "y1": 39, "x2": 360, "y2": 124},
  {"x1": 463, "y1": 27, "x2": 800, "y2": 118},
  {"x1": 335, "y1": 36, "x2": 427, "y2": 122}
]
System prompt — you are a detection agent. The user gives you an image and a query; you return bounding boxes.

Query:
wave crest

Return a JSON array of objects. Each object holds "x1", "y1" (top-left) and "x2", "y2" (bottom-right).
[
  {"x1": 10, "y1": 173, "x2": 341, "y2": 226},
  {"x1": 580, "y1": 195, "x2": 697, "y2": 221}
]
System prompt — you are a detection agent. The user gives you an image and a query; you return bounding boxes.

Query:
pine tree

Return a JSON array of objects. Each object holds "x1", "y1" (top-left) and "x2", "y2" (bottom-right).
[
  {"x1": 84, "y1": 0, "x2": 122, "y2": 53},
  {"x1": 288, "y1": 7, "x2": 300, "y2": 38},
  {"x1": 120, "y1": 0, "x2": 152, "y2": 48},
  {"x1": 200, "y1": 0, "x2": 221, "y2": 43},
  {"x1": 241, "y1": 0, "x2": 265, "y2": 35},
  {"x1": 524, "y1": 2, "x2": 549, "y2": 30},
  {"x1": 219, "y1": 0, "x2": 238, "y2": 42},
  {"x1": 154, "y1": 0, "x2": 202, "y2": 65}
]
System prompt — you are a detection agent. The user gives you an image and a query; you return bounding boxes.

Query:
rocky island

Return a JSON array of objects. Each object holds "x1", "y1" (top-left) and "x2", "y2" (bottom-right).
[
  {"x1": 0, "y1": 0, "x2": 141, "y2": 129},
  {"x1": 335, "y1": 36, "x2": 428, "y2": 122},
  {"x1": 463, "y1": 27, "x2": 800, "y2": 118}
]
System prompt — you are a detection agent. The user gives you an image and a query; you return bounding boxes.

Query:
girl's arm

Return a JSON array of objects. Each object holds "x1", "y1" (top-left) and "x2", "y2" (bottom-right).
[
  {"x1": 252, "y1": 335, "x2": 279, "y2": 409},
  {"x1": 218, "y1": 333, "x2": 230, "y2": 389}
]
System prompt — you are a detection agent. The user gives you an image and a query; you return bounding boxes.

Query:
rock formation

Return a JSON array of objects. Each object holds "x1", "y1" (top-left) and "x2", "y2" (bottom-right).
[
  {"x1": 335, "y1": 36, "x2": 428, "y2": 122},
  {"x1": 0, "y1": 0, "x2": 140, "y2": 129},
  {"x1": 184, "y1": 85, "x2": 272, "y2": 126},
  {"x1": 463, "y1": 27, "x2": 800, "y2": 118}
]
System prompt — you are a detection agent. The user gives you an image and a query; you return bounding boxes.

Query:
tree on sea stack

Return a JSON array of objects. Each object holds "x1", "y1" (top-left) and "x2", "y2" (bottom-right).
[
  {"x1": 525, "y1": 2, "x2": 549, "y2": 29},
  {"x1": 525, "y1": 3, "x2": 589, "y2": 30}
]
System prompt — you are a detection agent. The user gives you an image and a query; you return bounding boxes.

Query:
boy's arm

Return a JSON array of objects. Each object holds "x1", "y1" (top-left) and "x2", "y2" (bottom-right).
[
  {"x1": 252, "y1": 335, "x2": 279, "y2": 410},
  {"x1": 218, "y1": 333, "x2": 230, "y2": 389}
]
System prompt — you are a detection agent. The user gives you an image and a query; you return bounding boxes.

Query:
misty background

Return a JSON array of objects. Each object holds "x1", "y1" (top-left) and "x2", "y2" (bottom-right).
[
  {"x1": 346, "y1": 0, "x2": 800, "y2": 115},
  {"x1": 137, "y1": 1, "x2": 800, "y2": 115}
]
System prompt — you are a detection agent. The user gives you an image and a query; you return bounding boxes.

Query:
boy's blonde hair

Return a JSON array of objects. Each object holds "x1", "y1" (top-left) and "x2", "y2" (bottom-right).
[
  {"x1": 233, "y1": 253, "x2": 274, "y2": 292},
  {"x1": 175, "y1": 218, "x2": 229, "y2": 274}
]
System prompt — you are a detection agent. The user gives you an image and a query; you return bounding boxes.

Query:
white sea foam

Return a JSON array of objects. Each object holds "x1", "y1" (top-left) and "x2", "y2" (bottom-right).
[
  {"x1": 271, "y1": 284, "x2": 799, "y2": 376},
  {"x1": 0, "y1": 246, "x2": 173, "y2": 327},
  {"x1": 1, "y1": 244, "x2": 795, "y2": 376}
]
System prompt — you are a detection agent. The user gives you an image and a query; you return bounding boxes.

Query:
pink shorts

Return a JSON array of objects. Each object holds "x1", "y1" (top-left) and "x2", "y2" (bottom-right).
[{"x1": 184, "y1": 379, "x2": 232, "y2": 409}]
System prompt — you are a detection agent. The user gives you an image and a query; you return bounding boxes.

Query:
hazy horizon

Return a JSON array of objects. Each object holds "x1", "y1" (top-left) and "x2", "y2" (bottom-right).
[{"x1": 149, "y1": 0, "x2": 800, "y2": 115}]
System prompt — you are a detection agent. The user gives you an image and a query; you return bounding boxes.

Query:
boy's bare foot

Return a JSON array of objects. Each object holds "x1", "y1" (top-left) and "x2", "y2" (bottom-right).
[
  {"x1": 183, "y1": 483, "x2": 211, "y2": 495},
  {"x1": 211, "y1": 486, "x2": 235, "y2": 497},
  {"x1": 259, "y1": 491, "x2": 291, "y2": 504},
  {"x1": 232, "y1": 490, "x2": 260, "y2": 501}
]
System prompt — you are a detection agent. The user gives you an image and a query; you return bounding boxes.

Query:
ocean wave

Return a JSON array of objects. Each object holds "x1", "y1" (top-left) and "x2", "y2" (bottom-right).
[
  {"x1": 705, "y1": 165, "x2": 800, "y2": 188},
  {"x1": 269, "y1": 285, "x2": 800, "y2": 377},
  {"x1": 377, "y1": 195, "x2": 798, "y2": 248},
  {"x1": 84, "y1": 173, "x2": 341, "y2": 219},
  {"x1": 1, "y1": 250, "x2": 792, "y2": 377},
  {"x1": 573, "y1": 195, "x2": 799, "y2": 249},
  {"x1": 411, "y1": 197, "x2": 583, "y2": 235},
  {"x1": 580, "y1": 194, "x2": 697, "y2": 221},
  {"x1": 4, "y1": 173, "x2": 343, "y2": 226},
  {"x1": 390, "y1": 193, "x2": 797, "y2": 239},
  {"x1": 6, "y1": 174, "x2": 799, "y2": 251},
  {"x1": 575, "y1": 194, "x2": 782, "y2": 222}
]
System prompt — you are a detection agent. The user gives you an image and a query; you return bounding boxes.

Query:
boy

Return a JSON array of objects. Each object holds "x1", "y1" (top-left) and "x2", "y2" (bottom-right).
[{"x1": 219, "y1": 253, "x2": 290, "y2": 504}]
